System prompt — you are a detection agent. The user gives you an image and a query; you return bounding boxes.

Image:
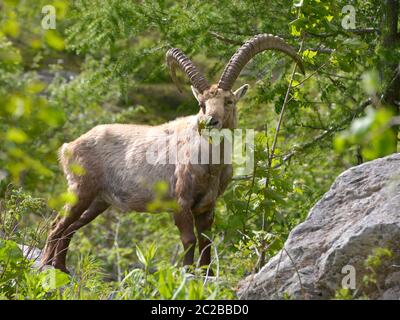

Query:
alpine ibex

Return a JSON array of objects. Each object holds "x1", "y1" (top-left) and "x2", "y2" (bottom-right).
[{"x1": 41, "y1": 34, "x2": 304, "y2": 274}]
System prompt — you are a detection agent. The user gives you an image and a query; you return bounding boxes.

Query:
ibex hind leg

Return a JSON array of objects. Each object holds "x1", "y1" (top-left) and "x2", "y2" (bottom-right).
[
  {"x1": 40, "y1": 188, "x2": 95, "y2": 270},
  {"x1": 52, "y1": 198, "x2": 109, "y2": 273}
]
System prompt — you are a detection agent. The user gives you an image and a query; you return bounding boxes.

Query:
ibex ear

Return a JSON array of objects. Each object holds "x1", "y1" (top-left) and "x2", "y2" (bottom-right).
[
  {"x1": 234, "y1": 84, "x2": 249, "y2": 100},
  {"x1": 191, "y1": 85, "x2": 201, "y2": 103}
]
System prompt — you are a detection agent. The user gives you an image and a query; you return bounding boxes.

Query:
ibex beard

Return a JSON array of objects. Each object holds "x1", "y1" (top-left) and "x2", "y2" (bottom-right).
[{"x1": 40, "y1": 34, "x2": 304, "y2": 275}]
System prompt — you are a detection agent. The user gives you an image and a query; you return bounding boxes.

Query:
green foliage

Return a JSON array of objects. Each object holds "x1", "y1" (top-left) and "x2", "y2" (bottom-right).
[
  {"x1": 113, "y1": 246, "x2": 234, "y2": 300},
  {"x1": 334, "y1": 107, "x2": 396, "y2": 160},
  {"x1": 0, "y1": 239, "x2": 27, "y2": 297},
  {"x1": 333, "y1": 246, "x2": 395, "y2": 300},
  {"x1": 0, "y1": 237, "x2": 71, "y2": 299},
  {"x1": 0, "y1": 239, "x2": 232, "y2": 300},
  {"x1": 363, "y1": 247, "x2": 393, "y2": 287},
  {"x1": 334, "y1": 288, "x2": 353, "y2": 300}
]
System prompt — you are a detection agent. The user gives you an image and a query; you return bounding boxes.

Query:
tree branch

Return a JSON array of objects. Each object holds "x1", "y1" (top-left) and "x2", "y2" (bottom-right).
[
  {"x1": 208, "y1": 31, "x2": 243, "y2": 45},
  {"x1": 273, "y1": 98, "x2": 373, "y2": 169},
  {"x1": 381, "y1": 0, "x2": 400, "y2": 114},
  {"x1": 383, "y1": 0, "x2": 399, "y2": 46},
  {"x1": 209, "y1": 31, "x2": 334, "y2": 54},
  {"x1": 232, "y1": 98, "x2": 373, "y2": 181},
  {"x1": 305, "y1": 28, "x2": 379, "y2": 38}
]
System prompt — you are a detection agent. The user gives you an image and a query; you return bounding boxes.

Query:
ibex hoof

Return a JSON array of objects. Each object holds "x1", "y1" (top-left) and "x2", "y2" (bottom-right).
[{"x1": 52, "y1": 263, "x2": 70, "y2": 275}]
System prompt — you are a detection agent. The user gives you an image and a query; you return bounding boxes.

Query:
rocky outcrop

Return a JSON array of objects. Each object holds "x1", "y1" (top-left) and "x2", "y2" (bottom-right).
[{"x1": 238, "y1": 153, "x2": 400, "y2": 300}]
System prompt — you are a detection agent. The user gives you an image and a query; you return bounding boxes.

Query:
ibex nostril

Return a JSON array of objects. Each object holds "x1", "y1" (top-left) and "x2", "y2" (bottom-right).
[
  {"x1": 206, "y1": 117, "x2": 220, "y2": 127},
  {"x1": 210, "y1": 118, "x2": 219, "y2": 127}
]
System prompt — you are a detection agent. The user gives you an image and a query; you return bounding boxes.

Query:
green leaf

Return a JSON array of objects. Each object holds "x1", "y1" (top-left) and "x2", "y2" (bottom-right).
[
  {"x1": 350, "y1": 107, "x2": 375, "y2": 137},
  {"x1": 44, "y1": 30, "x2": 65, "y2": 51},
  {"x1": 37, "y1": 107, "x2": 66, "y2": 127},
  {"x1": 6, "y1": 128, "x2": 28, "y2": 144},
  {"x1": 362, "y1": 70, "x2": 380, "y2": 95},
  {"x1": 48, "y1": 191, "x2": 78, "y2": 210},
  {"x1": 302, "y1": 49, "x2": 317, "y2": 60},
  {"x1": 136, "y1": 245, "x2": 147, "y2": 267},
  {"x1": 0, "y1": 240, "x2": 23, "y2": 262},
  {"x1": 2, "y1": 19, "x2": 20, "y2": 37},
  {"x1": 290, "y1": 24, "x2": 301, "y2": 37},
  {"x1": 40, "y1": 268, "x2": 70, "y2": 290},
  {"x1": 69, "y1": 163, "x2": 86, "y2": 176}
]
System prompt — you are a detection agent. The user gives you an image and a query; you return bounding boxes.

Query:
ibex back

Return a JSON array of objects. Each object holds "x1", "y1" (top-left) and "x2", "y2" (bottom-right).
[{"x1": 41, "y1": 34, "x2": 304, "y2": 274}]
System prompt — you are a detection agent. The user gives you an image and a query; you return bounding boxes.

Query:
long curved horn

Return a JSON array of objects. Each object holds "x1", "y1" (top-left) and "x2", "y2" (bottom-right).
[
  {"x1": 218, "y1": 34, "x2": 305, "y2": 91},
  {"x1": 166, "y1": 48, "x2": 210, "y2": 93}
]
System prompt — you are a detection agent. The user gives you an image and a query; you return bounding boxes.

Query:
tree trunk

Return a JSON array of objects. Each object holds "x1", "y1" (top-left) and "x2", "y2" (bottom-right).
[{"x1": 381, "y1": 0, "x2": 399, "y2": 151}]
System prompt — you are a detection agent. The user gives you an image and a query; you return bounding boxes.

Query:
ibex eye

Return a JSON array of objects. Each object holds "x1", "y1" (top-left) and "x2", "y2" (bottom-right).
[{"x1": 226, "y1": 99, "x2": 234, "y2": 105}]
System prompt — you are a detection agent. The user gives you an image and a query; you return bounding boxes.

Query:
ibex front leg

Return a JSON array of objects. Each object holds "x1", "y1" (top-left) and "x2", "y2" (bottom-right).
[
  {"x1": 174, "y1": 165, "x2": 197, "y2": 267},
  {"x1": 174, "y1": 210, "x2": 196, "y2": 267},
  {"x1": 195, "y1": 211, "x2": 214, "y2": 273}
]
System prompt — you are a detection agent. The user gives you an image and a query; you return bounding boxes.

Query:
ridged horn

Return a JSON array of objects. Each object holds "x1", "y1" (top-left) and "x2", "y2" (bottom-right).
[
  {"x1": 218, "y1": 34, "x2": 305, "y2": 91},
  {"x1": 166, "y1": 48, "x2": 210, "y2": 93}
]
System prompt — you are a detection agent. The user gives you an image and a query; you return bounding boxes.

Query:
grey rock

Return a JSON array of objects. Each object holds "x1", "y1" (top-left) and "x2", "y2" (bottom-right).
[{"x1": 238, "y1": 153, "x2": 400, "y2": 300}]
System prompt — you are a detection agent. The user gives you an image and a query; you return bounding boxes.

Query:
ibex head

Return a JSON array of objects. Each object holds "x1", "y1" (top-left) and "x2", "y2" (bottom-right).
[{"x1": 166, "y1": 34, "x2": 305, "y2": 130}]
